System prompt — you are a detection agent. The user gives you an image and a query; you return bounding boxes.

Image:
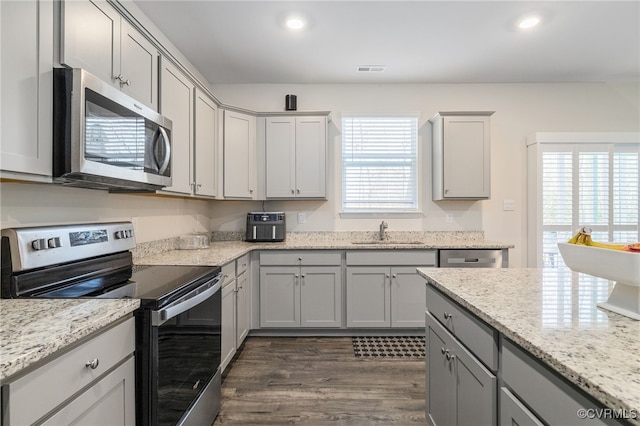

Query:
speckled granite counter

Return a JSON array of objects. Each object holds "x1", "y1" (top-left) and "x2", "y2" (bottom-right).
[
  {"x1": 135, "y1": 231, "x2": 513, "y2": 266},
  {"x1": 417, "y1": 267, "x2": 640, "y2": 420},
  {"x1": 0, "y1": 299, "x2": 140, "y2": 381}
]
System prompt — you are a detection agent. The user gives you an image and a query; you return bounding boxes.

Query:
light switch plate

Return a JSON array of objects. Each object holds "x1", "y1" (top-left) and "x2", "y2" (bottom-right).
[
  {"x1": 503, "y1": 199, "x2": 515, "y2": 211},
  {"x1": 297, "y1": 212, "x2": 306, "y2": 224}
]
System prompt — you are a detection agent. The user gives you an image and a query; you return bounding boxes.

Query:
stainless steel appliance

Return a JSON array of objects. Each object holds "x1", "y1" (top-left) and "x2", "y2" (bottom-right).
[
  {"x1": 439, "y1": 249, "x2": 508, "y2": 268},
  {"x1": 1, "y1": 222, "x2": 222, "y2": 426},
  {"x1": 245, "y1": 212, "x2": 286, "y2": 242},
  {"x1": 53, "y1": 68, "x2": 172, "y2": 192}
]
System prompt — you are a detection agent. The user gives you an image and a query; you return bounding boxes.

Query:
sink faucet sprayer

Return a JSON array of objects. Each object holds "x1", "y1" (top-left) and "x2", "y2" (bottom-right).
[{"x1": 379, "y1": 221, "x2": 388, "y2": 240}]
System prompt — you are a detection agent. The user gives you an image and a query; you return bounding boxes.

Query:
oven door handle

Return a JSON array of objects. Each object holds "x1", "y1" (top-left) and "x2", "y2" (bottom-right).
[{"x1": 152, "y1": 275, "x2": 223, "y2": 326}]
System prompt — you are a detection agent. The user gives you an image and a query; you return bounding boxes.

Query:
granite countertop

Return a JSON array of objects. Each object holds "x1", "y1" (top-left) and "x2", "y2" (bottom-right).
[
  {"x1": 417, "y1": 267, "x2": 640, "y2": 421},
  {"x1": 136, "y1": 231, "x2": 513, "y2": 266},
  {"x1": 0, "y1": 299, "x2": 140, "y2": 381}
]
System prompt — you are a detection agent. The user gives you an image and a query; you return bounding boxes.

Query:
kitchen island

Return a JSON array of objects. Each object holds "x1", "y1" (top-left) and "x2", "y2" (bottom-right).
[{"x1": 418, "y1": 267, "x2": 640, "y2": 425}]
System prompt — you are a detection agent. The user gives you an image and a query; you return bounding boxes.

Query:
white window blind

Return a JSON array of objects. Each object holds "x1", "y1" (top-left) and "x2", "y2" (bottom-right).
[
  {"x1": 539, "y1": 143, "x2": 639, "y2": 269},
  {"x1": 342, "y1": 116, "x2": 418, "y2": 211}
]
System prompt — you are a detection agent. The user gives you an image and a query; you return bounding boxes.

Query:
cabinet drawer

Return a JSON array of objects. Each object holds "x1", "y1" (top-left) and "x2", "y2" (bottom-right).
[
  {"x1": 260, "y1": 251, "x2": 341, "y2": 266},
  {"x1": 425, "y1": 285, "x2": 498, "y2": 371},
  {"x1": 346, "y1": 250, "x2": 436, "y2": 266},
  {"x1": 236, "y1": 253, "x2": 250, "y2": 275},
  {"x1": 502, "y1": 339, "x2": 622, "y2": 426},
  {"x1": 500, "y1": 387, "x2": 544, "y2": 426},
  {"x1": 5, "y1": 317, "x2": 135, "y2": 425},
  {"x1": 222, "y1": 261, "x2": 236, "y2": 284}
]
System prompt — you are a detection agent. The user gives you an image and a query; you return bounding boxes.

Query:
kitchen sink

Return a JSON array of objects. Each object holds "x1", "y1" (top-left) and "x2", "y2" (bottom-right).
[{"x1": 351, "y1": 240, "x2": 424, "y2": 245}]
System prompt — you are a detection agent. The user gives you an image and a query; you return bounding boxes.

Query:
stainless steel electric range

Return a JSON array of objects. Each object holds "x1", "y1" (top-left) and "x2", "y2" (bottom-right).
[{"x1": 1, "y1": 222, "x2": 223, "y2": 426}]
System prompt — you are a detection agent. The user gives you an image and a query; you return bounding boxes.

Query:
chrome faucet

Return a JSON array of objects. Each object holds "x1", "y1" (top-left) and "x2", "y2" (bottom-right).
[{"x1": 379, "y1": 221, "x2": 388, "y2": 240}]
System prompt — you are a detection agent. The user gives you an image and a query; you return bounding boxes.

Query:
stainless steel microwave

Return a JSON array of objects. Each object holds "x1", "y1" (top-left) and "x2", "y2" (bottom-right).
[{"x1": 53, "y1": 68, "x2": 172, "y2": 192}]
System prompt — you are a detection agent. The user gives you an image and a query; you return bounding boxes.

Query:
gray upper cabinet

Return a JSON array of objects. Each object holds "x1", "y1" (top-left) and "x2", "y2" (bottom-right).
[
  {"x1": 160, "y1": 59, "x2": 194, "y2": 195},
  {"x1": 265, "y1": 115, "x2": 327, "y2": 199},
  {"x1": 61, "y1": 0, "x2": 158, "y2": 110},
  {"x1": 224, "y1": 110, "x2": 257, "y2": 199},
  {"x1": 430, "y1": 111, "x2": 493, "y2": 200},
  {"x1": 194, "y1": 88, "x2": 218, "y2": 197},
  {"x1": 0, "y1": 0, "x2": 53, "y2": 179}
]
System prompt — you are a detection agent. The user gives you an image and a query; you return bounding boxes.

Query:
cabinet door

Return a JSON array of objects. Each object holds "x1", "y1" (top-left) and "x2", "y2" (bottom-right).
[
  {"x1": 160, "y1": 59, "x2": 194, "y2": 194},
  {"x1": 454, "y1": 329, "x2": 497, "y2": 426},
  {"x1": 61, "y1": 0, "x2": 120, "y2": 87},
  {"x1": 194, "y1": 88, "x2": 218, "y2": 197},
  {"x1": 426, "y1": 313, "x2": 455, "y2": 426},
  {"x1": 346, "y1": 267, "x2": 390, "y2": 327},
  {"x1": 300, "y1": 266, "x2": 342, "y2": 328},
  {"x1": 221, "y1": 279, "x2": 236, "y2": 372},
  {"x1": 41, "y1": 357, "x2": 135, "y2": 426},
  {"x1": 295, "y1": 116, "x2": 326, "y2": 198},
  {"x1": 391, "y1": 266, "x2": 426, "y2": 327},
  {"x1": 265, "y1": 117, "x2": 296, "y2": 198},
  {"x1": 442, "y1": 115, "x2": 490, "y2": 198},
  {"x1": 224, "y1": 110, "x2": 256, "y2": 198},
  {"x1": 119, "y1": 20, "x2": 158, "y2": 110},
  {"x1": 500, "y1": 387, "x2": 545, "y2": 426},
  {"x1": 236, "y1": 271, "x2": 250, "y2": 345},
  {"x1": 259, "y1": 266, "x2": 299, "y2": 327},
  {"x1": 0, "y1": 0, "x2": 53, "y2": 177}
]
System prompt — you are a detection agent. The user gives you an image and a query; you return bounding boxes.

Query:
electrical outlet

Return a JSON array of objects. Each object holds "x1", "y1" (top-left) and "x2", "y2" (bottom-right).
[
  {"x1": 446, "y1": 213, "x2": 453, "y2": 223},
  {"x1": 297, "y1": 212, "x2": 306, "y2": 224}
]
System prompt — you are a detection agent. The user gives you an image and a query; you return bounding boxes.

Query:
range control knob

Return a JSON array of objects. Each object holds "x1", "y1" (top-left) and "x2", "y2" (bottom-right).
[
  {"x1": 31, "y1": 239, "x2": 47, "y2": 250},
  {"x1": 115, "y1": 230, "x2": 126, "y2": 239},
  {"x1": 47, "y1": 237, "x2": 62, "y2": 248}
]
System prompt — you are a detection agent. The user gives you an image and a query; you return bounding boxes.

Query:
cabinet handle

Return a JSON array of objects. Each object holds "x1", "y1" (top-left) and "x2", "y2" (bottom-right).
[
  {"x1": 296, "y1": 188, "x2": 300, "y2": 194},
  {"x1": 443, "y1": 312, "x2": 453, "y2": 320},
  {"x1": 385, "y1": 273, "x2": 390, "y2": 278},
  {"x1": 392, "y1": 274, "x2": 397, "y2": 278},
  {"x1": 441, "y1": 347, "x2": 446, "y2": 355},
  {"x1": 298, "y1": 257, "x2": 302, "y2": 261},
  {"x1": 114, "y1": 74, "x2": 131, "y2": 86},
  {"x1": 249, "y1": 189, "x2": 254, "y2": 194},
  {"x1": 445, "y1": 352, "x2": 455, "y2": 362},
  {"x1": 301, "y1": 274, "x2": 306, "y2": 278},
  {"x1": 291, "y1": 189, "x2": 295, "y2": 195},
  {"x1": 444, "y1": 189, "x2": 449, "y2": 194},
  {"x1": 85, "y1": 359, "x2": 100, "y2": 370}
]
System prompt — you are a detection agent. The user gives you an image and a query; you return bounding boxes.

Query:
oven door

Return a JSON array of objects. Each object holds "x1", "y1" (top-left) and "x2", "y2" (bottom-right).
[{"x1": 137, "y1": 275, "x2": 222, "y2": 426}]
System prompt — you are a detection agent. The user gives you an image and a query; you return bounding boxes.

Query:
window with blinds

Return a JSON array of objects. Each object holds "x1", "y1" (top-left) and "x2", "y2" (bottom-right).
[
  {"x1": 342, "y1": 116, "x2": 418, "y2": 212},
  {"x1": 540, "y1": 143, "x2": 640, "y2": 269}
]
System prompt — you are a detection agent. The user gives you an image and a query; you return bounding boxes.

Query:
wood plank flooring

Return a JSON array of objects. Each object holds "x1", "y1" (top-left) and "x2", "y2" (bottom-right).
[{"x1": 214, "y1": 337, "x2": 426, "y2": 425}]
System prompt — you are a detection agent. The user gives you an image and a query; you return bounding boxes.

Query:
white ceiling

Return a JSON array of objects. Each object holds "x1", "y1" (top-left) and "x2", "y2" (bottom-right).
[{"x1": 133, "y1": 1, "x2": 640, "y2": 84}]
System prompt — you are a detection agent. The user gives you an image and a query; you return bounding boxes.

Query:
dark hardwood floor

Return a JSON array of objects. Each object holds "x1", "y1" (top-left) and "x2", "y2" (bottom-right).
[{"x1": 215, "y1": 336, "x2": 426, "y2": 425}]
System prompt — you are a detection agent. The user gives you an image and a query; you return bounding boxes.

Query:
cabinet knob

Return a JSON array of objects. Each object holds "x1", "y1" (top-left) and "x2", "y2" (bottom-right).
[
  {"x1": 291, "y1": 189, "x2": 295, "y2": 195},
  {"x1": 392, "y1": 274, "x2": 397, "y2": 278},
  {"x1": 443, "y1": 312, "x2": 453, "y2": 320},
  {"x1": 441, "y1": 347, "x2": 446, "y2": 355},
  {"x1": 249, "y1": 189, "x2": 254, "y2": 194},
  {"x1": 296, "y1": 188, "x2": 300, "y2": 194},
  {"x1": 444, "y1": 189, "x2": 449, "y2": 194},
  {"x1": 298, "y1": 257, "x2": 302, "y2": 261},
  {"x1": 445, "y1": 352, "x2": 455, "y2": 362},
  {"x1": 301, "y1": 274, "x2": 306, "y2": 278},
  {"x1": 85, "y1": 359, "x2": 100, "y2": 370},
  {"x1": 385, "y1": 273, "x2": 390, "y2": 278}
]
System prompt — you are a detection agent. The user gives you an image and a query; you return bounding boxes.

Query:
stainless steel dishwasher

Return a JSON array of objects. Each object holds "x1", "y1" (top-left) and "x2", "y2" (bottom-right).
[{"x1": 439, "y1": 249, "x2": 508, "y2": 268}]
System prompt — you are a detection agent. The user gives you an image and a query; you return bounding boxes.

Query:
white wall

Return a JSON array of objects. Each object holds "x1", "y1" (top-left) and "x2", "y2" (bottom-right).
[
  {"x1": 211, "y1": 82, "x2": 640, "y2": 267},
  {"x1": 0, "y1": 182, "x2": 211, "y2": 243}
]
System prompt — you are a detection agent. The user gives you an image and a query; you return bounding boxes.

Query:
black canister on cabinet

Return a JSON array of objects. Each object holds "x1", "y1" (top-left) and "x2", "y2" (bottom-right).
[{"x1": 285, "y1": 94, "x2": 297, "y2": 111}]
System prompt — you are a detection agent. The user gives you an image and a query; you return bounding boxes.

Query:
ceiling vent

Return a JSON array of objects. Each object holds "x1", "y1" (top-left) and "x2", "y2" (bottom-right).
[{"x1": 357, "y1": 65, "x2": 386, "y2": 72}]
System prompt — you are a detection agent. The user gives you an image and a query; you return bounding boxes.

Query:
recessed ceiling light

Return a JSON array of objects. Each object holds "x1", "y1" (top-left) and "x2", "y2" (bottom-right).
[
  {"x1": 286, "y1": 17, "x2": 305, "y2": 30},
  {"x1": 518, "y1": 15, "x2": 541, "y2": 30}
]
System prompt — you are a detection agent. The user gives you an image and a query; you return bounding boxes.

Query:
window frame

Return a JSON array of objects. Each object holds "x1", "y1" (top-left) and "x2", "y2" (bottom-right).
[
  {"x1": 527, "y1": 132, "x2": 640, "y2": 267},
  {"x1": 340, "y1": 113, "x2": 420, "y2": 216}
]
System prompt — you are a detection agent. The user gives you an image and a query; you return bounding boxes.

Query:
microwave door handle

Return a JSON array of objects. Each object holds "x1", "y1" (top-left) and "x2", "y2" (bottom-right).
[
  {"x1": 156, "y1": 127, "x2": 171, "y2": 174},
  {"x1": 152, "y1": 277, "x2": 223, "y2": 326}
]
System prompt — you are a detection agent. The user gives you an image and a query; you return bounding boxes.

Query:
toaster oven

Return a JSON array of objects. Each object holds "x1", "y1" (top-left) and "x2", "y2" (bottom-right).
[{"x1": 245, "y1": 212, "x2": 286, "y2": 242}]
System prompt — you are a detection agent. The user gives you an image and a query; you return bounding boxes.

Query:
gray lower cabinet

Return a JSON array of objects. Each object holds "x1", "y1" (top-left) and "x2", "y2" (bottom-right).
[
  {"x1": 221, "y1": 273, "x2": 236, "y2": 371},
  {"x1": 346, "y1": 250, "x2": 436, "y2": 328},
  {"x1": 260, "y1": 265, "x2": 342, "y2": 328},
  {"x1": 2, "y1": 318, "x2": 135, "y2": 425},
  {"x1": 425, "y1": 311, "x2": 497, "y2": 426}
]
